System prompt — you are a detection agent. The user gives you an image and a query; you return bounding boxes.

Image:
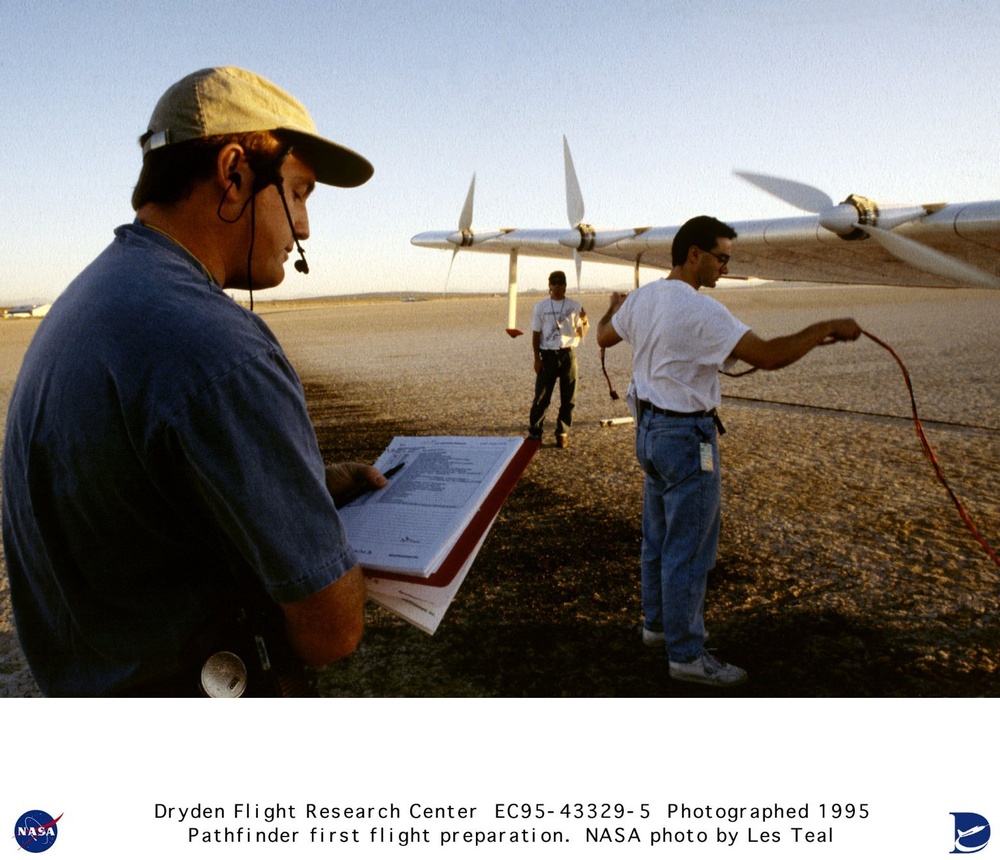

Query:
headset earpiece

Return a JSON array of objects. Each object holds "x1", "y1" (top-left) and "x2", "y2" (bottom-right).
[{"x1": 222, "y1": 148, "x2": 311, "y2": 278}]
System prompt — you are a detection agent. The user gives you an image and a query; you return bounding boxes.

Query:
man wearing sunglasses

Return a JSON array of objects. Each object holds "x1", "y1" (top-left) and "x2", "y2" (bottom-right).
[{"x1": 597, "y1": 215, "x2": 861, "y2": 687}]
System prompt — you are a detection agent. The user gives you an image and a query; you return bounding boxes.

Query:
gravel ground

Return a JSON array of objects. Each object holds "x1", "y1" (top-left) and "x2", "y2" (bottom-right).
[{"x1": 2, "y1": 285, "x2": 998, "y2": 696}]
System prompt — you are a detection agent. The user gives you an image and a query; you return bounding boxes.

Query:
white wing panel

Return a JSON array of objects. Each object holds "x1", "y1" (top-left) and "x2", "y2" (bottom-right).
[{"x1": 414, "y1": 202, "x2": 1000, "y2": 288}]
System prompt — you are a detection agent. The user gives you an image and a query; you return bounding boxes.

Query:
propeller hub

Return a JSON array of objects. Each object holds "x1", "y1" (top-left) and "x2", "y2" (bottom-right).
[
  {"x1": 576, "y1": 223, "x2": 596, "y2": 252},
  {"x1": 446, "y1": 230, "x2": 475, "y2": 247},
  {"x1": 819, "y1": 194, "x2": 878, "y2": 240},
  {"x1": 557, "y1": 224, "x2": 596, "y2": 251}
]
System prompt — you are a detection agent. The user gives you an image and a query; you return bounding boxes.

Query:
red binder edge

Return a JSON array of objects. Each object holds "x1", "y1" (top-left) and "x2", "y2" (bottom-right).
[{"x1": 362, "y1": 437, "x2": 538, "y2": 587}]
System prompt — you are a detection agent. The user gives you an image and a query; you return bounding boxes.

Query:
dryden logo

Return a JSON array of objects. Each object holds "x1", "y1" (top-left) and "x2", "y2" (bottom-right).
[
  {"x1": 13, "y1": 810, "x2": 62, "y2": 853},
  {"x1": 952, "y1": 812, "x2": 990, "y2": 854}
]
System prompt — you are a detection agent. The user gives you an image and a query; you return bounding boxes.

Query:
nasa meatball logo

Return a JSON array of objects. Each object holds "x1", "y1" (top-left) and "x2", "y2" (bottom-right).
[
  {"x1": 13, "y1": 811, "x2": 62, "y2": 853},
  {"x1": 952, "y1": 812, "x2": 990, "y2": 854}
]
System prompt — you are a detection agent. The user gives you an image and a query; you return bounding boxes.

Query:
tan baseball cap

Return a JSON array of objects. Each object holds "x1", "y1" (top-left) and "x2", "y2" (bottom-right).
[{"x1": 141, "y1": 66, "x2": 373, "y2": 188}]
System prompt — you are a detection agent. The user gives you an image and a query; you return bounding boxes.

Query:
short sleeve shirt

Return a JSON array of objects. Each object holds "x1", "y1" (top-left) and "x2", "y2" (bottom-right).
[
  {"x1": 611, "y1": 278, "x2": 750, "y2": 412},
  {"x1": 531, "y1": 296, "x2": 585, "y2": 350},
  {"x1": 1, "y1": 223, "x2": 356, "y2": 695}
]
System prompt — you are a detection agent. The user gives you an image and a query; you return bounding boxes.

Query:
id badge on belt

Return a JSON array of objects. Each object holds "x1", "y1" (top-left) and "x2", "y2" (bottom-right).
[{"x1": 699, "y1": 442, "x2": 714, "y2": 472}]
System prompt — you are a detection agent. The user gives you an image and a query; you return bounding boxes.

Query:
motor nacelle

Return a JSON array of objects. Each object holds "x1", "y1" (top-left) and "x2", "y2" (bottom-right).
[{"x1": 819, "y1": 194, "x2": 929, "y2": 240}]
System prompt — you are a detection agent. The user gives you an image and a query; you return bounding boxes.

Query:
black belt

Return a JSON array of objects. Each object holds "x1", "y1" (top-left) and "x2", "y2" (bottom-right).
[
  {"x1": 541, "y1": 347, "x2": 572, "y2": 353},
  {"x1": 638, "y1": 400, "x2": 712, "y2": 418},
  {"x1": 638, "y1": 401, "x2": 725, "y2": 434}
]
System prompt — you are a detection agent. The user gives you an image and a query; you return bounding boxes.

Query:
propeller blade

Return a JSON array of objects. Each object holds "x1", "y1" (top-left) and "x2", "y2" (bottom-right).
[
  {"x1": 564, "y1": 136, "x2": 585, "y2": 226},
  {"x1": 563, "y1": 137, "x2": 588, "y2": 290},
  {"x1": 734, "y1": 170, "x2": 834, "y2": 213},
  {"x1": 459, "y1": 173, "x2": 475, "y2": 232},
  {"x1": 445, "y1": 247, "x2": 459, "y2": 291},
  {"x1": 443, "y1": 174, "x2": 477, "y2": 294},
  {"x1": 856, "y1": 223, "x2": 1000, "y2": 289}
]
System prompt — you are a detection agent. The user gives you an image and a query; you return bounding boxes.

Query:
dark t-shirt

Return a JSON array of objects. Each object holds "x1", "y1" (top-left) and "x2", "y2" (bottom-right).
[{"x1": 2, "y1": 222, "x2": 356, "y2": 695}]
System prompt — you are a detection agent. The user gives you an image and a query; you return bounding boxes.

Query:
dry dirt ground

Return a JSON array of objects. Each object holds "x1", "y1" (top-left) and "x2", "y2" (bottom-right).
[{"x1": 2, "y1": 286, "x2": 998, "y2": 697}]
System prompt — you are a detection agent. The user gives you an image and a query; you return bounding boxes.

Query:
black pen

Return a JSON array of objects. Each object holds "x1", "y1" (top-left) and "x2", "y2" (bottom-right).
[
  {"x1": 381, "y1": 462, "x2": 406, "y2": 480},
  {"x1": 338, "y1": 461, "x2": 405, "y2": 507}
]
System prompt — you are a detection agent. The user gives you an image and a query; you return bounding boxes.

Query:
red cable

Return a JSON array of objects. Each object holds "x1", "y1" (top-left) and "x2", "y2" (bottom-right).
[
  {"x1": 600, "y1": 347, "x2": 620, "y2": 400},
  {"x1": 607, "y1": 327, "x2": 998, "y2": 567},
  {"x1": 862, "y1": 329, "x2": 1000, "y2": 568}
]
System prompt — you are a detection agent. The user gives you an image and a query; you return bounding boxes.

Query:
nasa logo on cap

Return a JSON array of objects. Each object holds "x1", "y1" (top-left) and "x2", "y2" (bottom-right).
[
  {"x1": 952, "y1": 812, "x2": 990, "y2": 854},
  {"x1": 13, "y1": 810, "x2": 62, "y2": 853}
]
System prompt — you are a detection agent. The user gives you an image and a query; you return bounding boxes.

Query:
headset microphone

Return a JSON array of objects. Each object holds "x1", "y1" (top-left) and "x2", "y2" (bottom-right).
[
  {"x1": 221, "y1": 150, "x2": 310, "y2": 280},
  {"x1": 273, "y1": 177, "x2": 309, "y2": 275}
]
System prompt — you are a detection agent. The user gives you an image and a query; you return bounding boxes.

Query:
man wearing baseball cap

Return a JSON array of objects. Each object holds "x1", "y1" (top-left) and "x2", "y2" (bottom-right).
[{"x1": 2, "y1": 68, "x2": 378, "y2": 696}]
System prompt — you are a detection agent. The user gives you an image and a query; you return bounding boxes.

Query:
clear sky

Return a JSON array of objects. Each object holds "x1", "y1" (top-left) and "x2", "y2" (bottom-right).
[{"x1": 2, "y1": 0, "x2": 999, "y2": 303}]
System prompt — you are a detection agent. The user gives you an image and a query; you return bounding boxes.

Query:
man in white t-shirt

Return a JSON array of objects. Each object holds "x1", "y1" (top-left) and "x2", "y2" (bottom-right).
[
  {"x1": 597, "y1": 216, "x2": 861, "y2": 687},
  {"x1": 527, "y1": 270, "x2": 589, "y2": 448}
]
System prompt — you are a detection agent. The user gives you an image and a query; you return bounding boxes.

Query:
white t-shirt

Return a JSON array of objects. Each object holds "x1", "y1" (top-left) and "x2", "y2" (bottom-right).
[
  {"x1": 531, "y1": 296, "x2": 585, "y2": 350},
  {"x1": 611, "y1": 278, "x2": 750, "y2": 412}
]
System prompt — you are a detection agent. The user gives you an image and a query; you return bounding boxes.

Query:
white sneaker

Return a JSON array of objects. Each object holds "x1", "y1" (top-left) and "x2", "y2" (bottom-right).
[
  {"x1": 642, "y1": 628, "x2": 665, "y2": 647},
  {"x1": 669, "y1": 651, "x2": 747, "y2": 687}
]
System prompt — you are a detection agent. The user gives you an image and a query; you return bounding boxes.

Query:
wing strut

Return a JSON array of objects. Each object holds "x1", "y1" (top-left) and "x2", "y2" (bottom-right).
[{"x1": 505, "y1": 249, "x2": 522, "y2": 337}]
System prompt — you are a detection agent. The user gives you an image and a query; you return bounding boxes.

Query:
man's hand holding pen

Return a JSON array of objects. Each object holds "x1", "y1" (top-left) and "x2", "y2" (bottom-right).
[{"x1": 328, "y1": 461, "x2": 406, "y2": 508}]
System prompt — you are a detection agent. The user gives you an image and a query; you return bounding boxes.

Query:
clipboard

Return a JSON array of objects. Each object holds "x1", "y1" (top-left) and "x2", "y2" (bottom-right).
[{"x1": 361, "y1": 437, "x2": 537, "y2": 587}]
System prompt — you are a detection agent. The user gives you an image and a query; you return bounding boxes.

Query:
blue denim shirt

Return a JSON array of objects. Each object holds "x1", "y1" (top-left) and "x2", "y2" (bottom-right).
[{"x1": 2, "y1": 222, "x2": 356, "y2": 695}]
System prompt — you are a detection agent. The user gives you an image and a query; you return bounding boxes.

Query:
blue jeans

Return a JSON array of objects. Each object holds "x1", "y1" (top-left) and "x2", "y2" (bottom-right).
[{"x1": 635, "y1": 410, "x2": 721, "y2": 662}]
